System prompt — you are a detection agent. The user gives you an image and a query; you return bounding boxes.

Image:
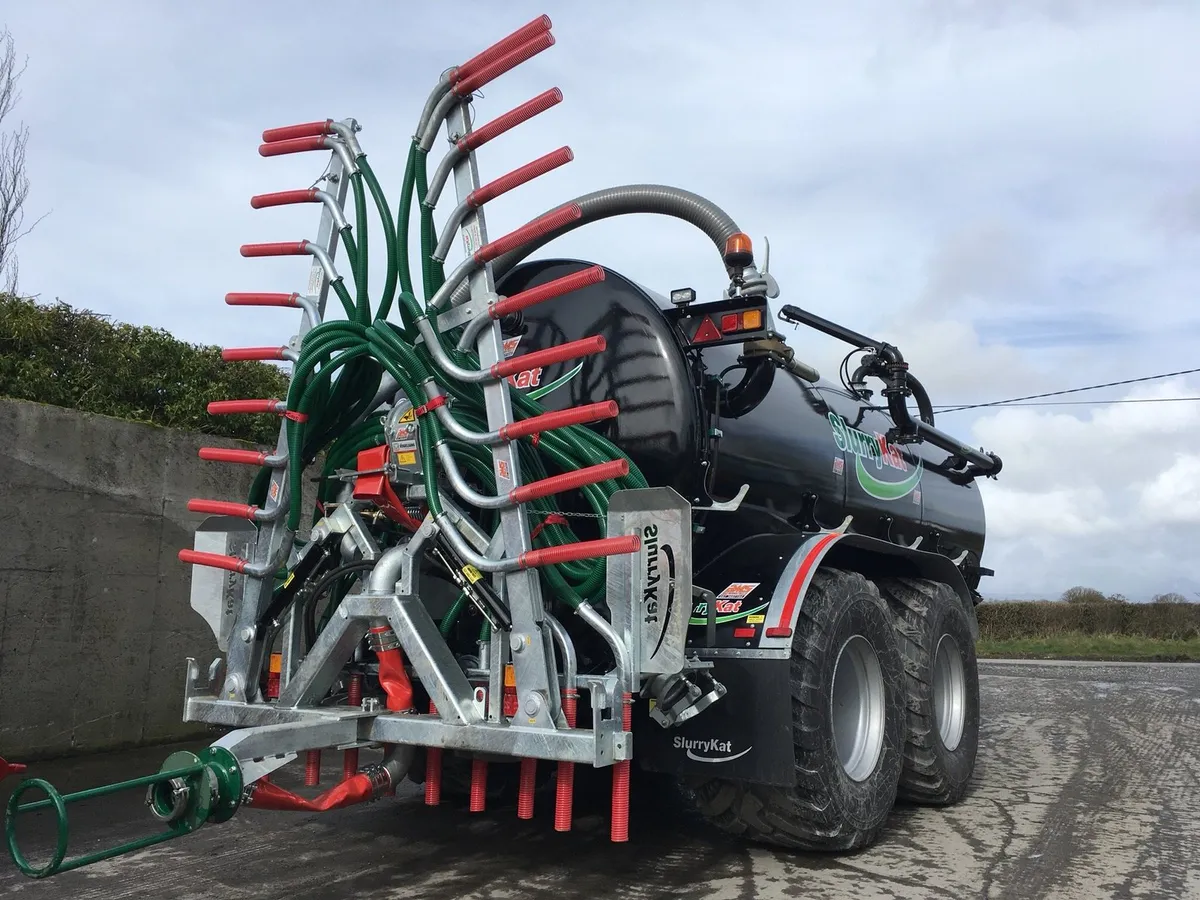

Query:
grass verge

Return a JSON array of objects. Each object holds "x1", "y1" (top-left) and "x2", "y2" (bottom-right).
[{"x1": 976, "y1": 632, "x2": 1200, "y2": 662}]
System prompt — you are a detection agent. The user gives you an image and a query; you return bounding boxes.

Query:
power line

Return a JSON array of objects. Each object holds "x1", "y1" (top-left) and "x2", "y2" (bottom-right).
[
  {"x1": 934, "y1": 396, "x2": 1200, "y2": 409},
  {"x1": 934, "y1": 367, "x2": 1200, "y2": 414}
]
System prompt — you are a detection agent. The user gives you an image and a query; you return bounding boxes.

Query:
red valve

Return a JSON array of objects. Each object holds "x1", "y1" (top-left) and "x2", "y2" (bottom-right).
[
  {"x1": 519, "y1": 534, "x2": 640, "y2": 569},
  {"x1": 240, "y1": 241, "x2": 308, "y2": 258},
  {"x1": 257, "y1": 135, "x2": 331, "y2": 157},
  {"x1": 250, "y1": 189, "x2": 319, "y2": 209},
  {"x1": 475, "y1": 204, "x2": 581, "y2": 264},
  {"x1": 454, "y1": 31, "x2": 556, "y2": 98},
  {"x1": 458, "y1": 88, "x2": 563, "y2": 154},
  {"x1": 178, "y1": 549, "x2": 249, "y2": 574},
  {"x1": 199, "y1": 447, "x2": 269, "y2": 465},
  {"x1": 468, "y1": 147, "x2": 573, "y2": 209},
  {"x1": 225, "y1": 292, "x2": 301, "y2": 307},
  {"x1": 500, "y1": 400, "x2": 619, "y2": 442},
  {"x1": 261, "y1": 120, "x2": 335, "y2": 143},
  {"x1": 453, "y1": 15, "x2": 552, "y2": 86},
  {"x1": 207, "y1": 399, "x2": 283, "y2": 415},
  {"x1": 221, "y1": 346, "x2": 287, "y2": 362},
  {"x1": 491, "y1": 335, "x2": 605, "y2": 379},
  {"x1": 510, "y1": 459, "x2": 629, "y2": 505},
  {"x1": 187, "y1": 499, "x2": 260, "y2": 520},
  {"x1": 489, "y1": 265, "x2": 604, "y2": 319}
]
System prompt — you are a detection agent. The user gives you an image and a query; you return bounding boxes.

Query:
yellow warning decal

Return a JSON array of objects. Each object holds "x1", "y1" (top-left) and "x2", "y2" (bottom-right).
[
  {"x1": 282, "y1": 571, "x2": 295, "y2": 589},
  {"x1": 746, "y1": 614, "x2": 765, "y2": 624},
  {"x1": 399, "y1": 407, "x2": 415, "y2": 423},
  {"x1": 462, "y1": 564, "x2": 483, "y2": 584},
  {"x1": 395, "y1": 451, "x2": 417, "y2": 466}
]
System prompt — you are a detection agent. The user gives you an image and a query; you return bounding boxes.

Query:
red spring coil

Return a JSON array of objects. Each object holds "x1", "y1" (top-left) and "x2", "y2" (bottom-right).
[
  {"x1": 517, "y1": 757, "x2": 537, "y2": 820},
  {"x1": 554, "y1": 689, "x2": 578, "y2": 832},
  {"x1": 347, "y1": 672, "x2": 363, "y2": 707},
  {"x1": 469, "y1": 758, "x2": 488, "y2": 813},
  {"x1": 343, "y1": 748, "x2": 359, "y2": 781},
  {"x1": 425, "y1": 700, "x2": 442, "y2": 806},
  {"x1": 610, "y1": 692, "x2": 633, "y2": 842},
  {"x1": 305, "y1": 749, "x2": 321, "y2": 787}
]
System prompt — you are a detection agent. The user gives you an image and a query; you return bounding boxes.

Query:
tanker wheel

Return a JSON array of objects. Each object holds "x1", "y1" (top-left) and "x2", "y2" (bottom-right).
[
  {"x1": 875, "y1": 576, "x2": 980, "y2": 805},
  {"x1": 683, "y1": 567, "x2": 906, "y2": 852}
]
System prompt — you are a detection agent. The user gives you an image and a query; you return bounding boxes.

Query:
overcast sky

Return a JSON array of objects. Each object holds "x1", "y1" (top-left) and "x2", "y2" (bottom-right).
[{"x1": 4, "y1": 1, "x2": 1198, "y2": 601}]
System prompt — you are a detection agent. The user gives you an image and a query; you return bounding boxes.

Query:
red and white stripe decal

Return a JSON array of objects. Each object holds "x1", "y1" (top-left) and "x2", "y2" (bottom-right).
[{"x1": 764, "y1": 532, "x2": 844, "y2": 639}]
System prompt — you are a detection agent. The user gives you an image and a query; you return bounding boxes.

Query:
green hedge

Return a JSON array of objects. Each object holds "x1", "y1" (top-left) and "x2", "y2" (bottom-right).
[
  {"x1": 978, "y1": 601, "x2": 1200, "y2": 641},
  {"x1": 0, "y1": 294, "x2": 289, "y2": 445}
]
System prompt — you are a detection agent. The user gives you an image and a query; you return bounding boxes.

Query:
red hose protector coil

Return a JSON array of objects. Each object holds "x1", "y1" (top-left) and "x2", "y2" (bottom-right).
[
  {"x1": 250, "y1": 189, "x2": 319, "y2": 209},
  {"x1": 518, "y1": 533, "x2": 640, "y2": 569},
  {"x1": 501, "y1": 400, "x2": 618, "y2": 441},
  {"x1": 198, "y1": 447, "x2": 268, "y2": 465},
  {"x1": 221, "y1": 347, "x2": 286, "y2": 362},
  {"x1": 469, "y1": 759, "x2": 488, "y2": 812},
  {"x1": 240, "y1": 241, "x2": 309, "y2": 257},
  {"x1": 490, "y1": 335, "x2": 605, "y2": 378},
  {"x1": 177, "y1": 549, "x2": 248, "y2": 574},
  {"x1": 304, "y1": 750, "x2": 321, "y2": 787},
  {"x1": 458, "y1": 88, "x2": 563, "y2": 153},
  {"x1": 453, "y1": 15, "x2": 552, "y2": 85},
  {"x1": 187, "y1": 499, "x2": 259, "y2": 519},
  {"x1": 207, "y1": 399, "x2": 283, "y2": 415},
  {"x1": 258, "y1": 135, "x2": 330, "y2": 157},
  {"x1": 225, "y1": 292, "x2": 300, "y2": 307},
  {"x1": 475, "y1": 203, "x2": 581, "y2": 264},
  {"x1": 554, "y1": 690, "x2": 578, "y2": 832},
  {"x1": 261, "y1": 120, "x2": 334, "y2": 143},
  {"x1": 469, "y1": 147, "x2": 573, "y2": 208},
  {"x1": 510, "y1": 458, "x2": 628, "y2": 505},
  {"x1": 347, "y1": 672, "x2": 363, "y2": 707},
  {"x1": 425, "y1": 700, "x2": 442, "y2": 807},
  {"x1": 610, "y1": 693, "x2": 633, "y2": 842},
  {"x1": 517, "y1": 757, "x2": 537, "y2": 820},
  {"x1": 342, "y1": 749, "x2": 359, "y2": 781},
  {"x1": 489, "y1": 265, "x2": 604, "y2": 319},
  {"x1": 454, "y1": 31, "x2": 555, "y2": 98}
]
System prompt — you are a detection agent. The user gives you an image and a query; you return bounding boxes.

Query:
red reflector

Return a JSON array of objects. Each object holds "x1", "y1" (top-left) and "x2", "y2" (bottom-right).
[
  {"x1": 733, "y1": 626, "x2": 756, "y2": 639},
  {"x1": 720, "y1": 313, "x2": 739, "y2": 333},
  {"x1": 765, "y1": 626, "x2": 792, "y2": 638},
  {"x1": 692, "y1": 317, "x2": 722, "y2": 343}
]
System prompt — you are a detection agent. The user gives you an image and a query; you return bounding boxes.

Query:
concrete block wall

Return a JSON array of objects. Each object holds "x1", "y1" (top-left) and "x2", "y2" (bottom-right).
[{"x1": 0, "y1": 399, "x2": 265, "y2": 760}]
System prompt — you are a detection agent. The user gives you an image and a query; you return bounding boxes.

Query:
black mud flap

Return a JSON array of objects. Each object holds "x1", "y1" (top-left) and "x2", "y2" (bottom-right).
[{"x1": 634, "y1": 652, "x2": 796, "y2": 787}]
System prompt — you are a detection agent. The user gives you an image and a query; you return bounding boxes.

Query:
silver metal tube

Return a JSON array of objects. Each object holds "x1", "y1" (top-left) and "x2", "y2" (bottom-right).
[
  {"x1": 428, "y1": 257, "x2": 477, "y2": 311},
  {"x1": 314, "y1": 189, "x2": 350, "y2": 231},
  {"x1": 431, "y1": 397, "x2": 502, "y2": 445},
  {"x1": 296, "y1": 295, "x2": 322, "y2": 327},
  {"x1": 435, "y1": 442, "x2": 513, "y2": 510},
  {"x1": 305, "y1": 244, "x2": 339, "y2": 284},
  {"x1": 414, "y1": 316, "x2": 492, "y2": 382},
  {"x1": 576, "y1": 602, "x2": 633, "y2": 692},
  {"x1": 415, "y1": 72, "x2": 455, "y2": 142},
  {"x1": 432, "y1": 197, "x2": 471, "y2": 261},
  {"x1": 425, "y1": 145, "x2": 465, "y2": 210},
  {"x1": 434, "y1": 513, "x2": 520, "y2": 573},
  {"x1": 325, "y1": 138, "x2": 359, "y2": 176},
  {"x1": 329, "y1": 119, "x2": 364, "y2": 161},
  {"x1": 367, "y1": 544, "x2": 407, "y2": 594},
  {"x1": 545, "y1": 612, "x2": 577, "y2": 692},
  {"x1": 455, "y1": 309, "x2": 494, "y2": 351},
  {"x1": 419, "y1": 92, "x2": 465, "y2": 152}
]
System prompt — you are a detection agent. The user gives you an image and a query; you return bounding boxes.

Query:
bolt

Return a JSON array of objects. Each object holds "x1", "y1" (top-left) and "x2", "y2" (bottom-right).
[
  {"x1": 361, "y1": 697, "x2": 382, "y2": 713},
  {"x1": 523, "y1": 692, "x2": 544, "y2": 717},
  {"x1": 510, "y1": 633, "x2": 527, "y2": 654},
  {"x1": 240, "y1": 626, "x2": 255, "y2": 643}
]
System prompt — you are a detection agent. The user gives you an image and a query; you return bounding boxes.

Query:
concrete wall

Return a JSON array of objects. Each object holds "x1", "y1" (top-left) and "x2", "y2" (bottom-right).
[{"x1": 0, "y1": 399, "x2": 264, "y2": 760}]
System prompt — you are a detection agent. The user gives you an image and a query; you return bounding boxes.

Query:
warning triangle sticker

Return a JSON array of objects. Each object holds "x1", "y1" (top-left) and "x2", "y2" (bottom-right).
[{"x1": 692, "y1": 316, "x2": 722, "y2": 344}]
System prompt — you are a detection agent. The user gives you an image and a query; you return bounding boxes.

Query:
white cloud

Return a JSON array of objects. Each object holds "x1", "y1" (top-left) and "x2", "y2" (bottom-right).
[{"x1": 3, "y1": 0, "x2": 1200, "y2": 600}]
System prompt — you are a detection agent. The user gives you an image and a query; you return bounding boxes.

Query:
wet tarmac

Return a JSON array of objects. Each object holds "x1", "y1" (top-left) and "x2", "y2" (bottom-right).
[{"x1": 2, "y1": 660, "x2": 1197, "y2": 899}]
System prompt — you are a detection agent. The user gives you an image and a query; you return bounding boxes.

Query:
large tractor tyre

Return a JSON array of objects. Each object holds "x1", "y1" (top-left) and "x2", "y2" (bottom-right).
[
  {"x1": 684, "y1": 567, "x2": 907, "y2": 852},
  {"x1": 875, "y1": 576, "x2": 980, "y2": 805}
]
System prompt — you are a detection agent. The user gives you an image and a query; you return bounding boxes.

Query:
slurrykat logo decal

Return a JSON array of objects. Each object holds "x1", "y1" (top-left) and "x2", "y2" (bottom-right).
[
  {"x1": 642, "y1": 524, "x2": 677, "y2": 659},
  {"x1": 828, "y1": 412, "x2": 924, "y2": 501},
  {"x1": 673, "y1": 736, "x2": 752, "y2": 763}
]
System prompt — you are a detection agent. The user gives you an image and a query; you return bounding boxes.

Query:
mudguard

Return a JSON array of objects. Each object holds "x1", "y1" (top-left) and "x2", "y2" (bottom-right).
[{"x1": 636, "y1": 528, "x2": 979, "y2": 785}]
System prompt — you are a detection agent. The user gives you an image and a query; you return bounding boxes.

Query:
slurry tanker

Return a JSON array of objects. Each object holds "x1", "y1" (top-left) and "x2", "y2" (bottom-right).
[{"x1": 2, "y1": 15, "x2": 1002, "y2": 877}]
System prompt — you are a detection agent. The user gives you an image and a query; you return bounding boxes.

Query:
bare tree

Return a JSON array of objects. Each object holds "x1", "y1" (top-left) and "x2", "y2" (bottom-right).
[{"x1": 0, "y1": 27, "x2": 33, "y2": 295}]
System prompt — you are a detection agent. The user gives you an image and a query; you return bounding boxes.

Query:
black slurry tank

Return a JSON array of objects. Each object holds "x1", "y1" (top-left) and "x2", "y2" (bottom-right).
[{"x1": 495, "y1": 257, "x2": 989, "y2": 587}]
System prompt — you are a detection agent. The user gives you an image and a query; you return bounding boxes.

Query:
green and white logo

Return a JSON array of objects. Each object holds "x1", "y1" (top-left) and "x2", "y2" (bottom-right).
[{"x1": 828, "y1": 412, "x2": 923, "y2": 501}]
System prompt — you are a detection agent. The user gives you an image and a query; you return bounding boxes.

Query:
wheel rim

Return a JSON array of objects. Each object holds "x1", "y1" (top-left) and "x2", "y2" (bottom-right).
[
  {"x1": 933, "y1": 633, "x2": 967, "y2": 751},
  {"x1": 830, "y1": 634, "x2": 886, "y2": 782}
]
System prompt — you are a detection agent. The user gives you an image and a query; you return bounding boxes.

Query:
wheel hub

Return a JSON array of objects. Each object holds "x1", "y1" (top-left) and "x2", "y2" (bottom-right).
[
  {"x1": 830, "y1": 634, "x2": 886, "y2": 782},
  {"x1": 933, "y1": 633, "x2": 967, "y2": 751}
]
